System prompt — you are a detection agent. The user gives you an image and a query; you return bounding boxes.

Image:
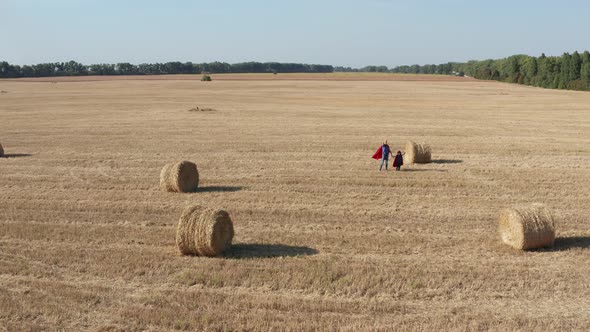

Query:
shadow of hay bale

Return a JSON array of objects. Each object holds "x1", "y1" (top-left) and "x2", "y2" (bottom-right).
[
  {"x1": 1, "y1": 153, "x2": 33, "y2": 158},
  {"x1": 225, "y1": 244, "x2": 318, "y2": 259},
  {"x1": 550, "y1": 236, "x2": 590, "y2": 251},
  {"x1": 432, "y1": 159, "x2": 463, "y2": 164},
  {"x1": 196, "y1": 186, "x2": 243, "y2": 193},
  {"x1": 401, "y1": 168, "x2": 447, "y2": 172}
]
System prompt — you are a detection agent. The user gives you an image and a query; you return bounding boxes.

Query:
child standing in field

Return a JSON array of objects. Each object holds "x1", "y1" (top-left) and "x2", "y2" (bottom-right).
[{"x1": 393, "y1": 150, "x2": 404, "y2": 171}]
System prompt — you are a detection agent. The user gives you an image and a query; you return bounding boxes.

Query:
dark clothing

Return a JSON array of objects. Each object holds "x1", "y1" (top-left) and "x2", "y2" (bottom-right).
[
  {"x1": 382, "y1": 144, "x2": 391, "y2": 160},
  {"x1": 380, "y1": 158, "x2": 388, "y2": 171},
  {"x1": 393, "y1": 153, "x2": 403, "y2": 167}
]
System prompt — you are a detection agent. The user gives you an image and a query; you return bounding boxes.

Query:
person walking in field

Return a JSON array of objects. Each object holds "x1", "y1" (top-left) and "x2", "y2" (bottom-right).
[
  {"x1": 372, "y1": 140, "x2": 394, "y2": 171},
  {"x1": 393, "y1": 150, "x2": 404, "y2": 171}
]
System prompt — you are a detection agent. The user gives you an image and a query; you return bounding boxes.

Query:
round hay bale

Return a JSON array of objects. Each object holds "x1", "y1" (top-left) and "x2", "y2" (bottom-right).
[
  {"x1": 498, "y1": 203, "x2": 556, "y2": 250},
  {"x1": 176, "y1": 205, "x2": 234, "y2": 256},
  {"x1": 0, "y1": 143, "x2": 3, "y2": 157},
  {"x1": 405, "y1": 141, "x2": 432, "y2": 164},
  {"x1": 160, "y1": 161, "x2": 199, "y2": 193}
]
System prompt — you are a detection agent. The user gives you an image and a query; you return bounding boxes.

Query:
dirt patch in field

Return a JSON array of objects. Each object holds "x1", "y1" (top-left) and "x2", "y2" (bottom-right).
[{"x1": 188, "y1": 107, "x2": 216, "y2": 112}]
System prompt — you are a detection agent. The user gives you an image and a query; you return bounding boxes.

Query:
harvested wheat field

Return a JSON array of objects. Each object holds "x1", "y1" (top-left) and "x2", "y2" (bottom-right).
[{"x1": 1, "y1": 73, "x2": 590, "y2": 331}]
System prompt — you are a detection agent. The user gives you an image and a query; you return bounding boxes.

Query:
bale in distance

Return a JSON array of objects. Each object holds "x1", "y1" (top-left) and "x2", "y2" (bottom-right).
[
  {"x1": 405, "y1": 141, "x2": 432, "y2": 164},
  {"x1": 0, "y1": 143, "x2": 3, "y2": 157},
  {"x1": 176, "y1": 205, "x2": 234, "y2": 257},
  {"x1": 498, "y1": 203, "x2": 556, "y2": 250},
  {"x1": 160, "y1": 161, "x2": 199, "y2": 193}
]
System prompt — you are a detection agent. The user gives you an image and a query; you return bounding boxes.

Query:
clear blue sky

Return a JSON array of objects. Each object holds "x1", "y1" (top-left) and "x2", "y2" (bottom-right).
[{"x1": 2, "y1": 0, "x2": 589, "y2": 67}]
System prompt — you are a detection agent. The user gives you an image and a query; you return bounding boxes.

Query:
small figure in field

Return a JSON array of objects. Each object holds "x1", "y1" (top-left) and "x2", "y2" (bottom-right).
[
  {"x1": 393, "y1": 150, "x2": 404, "y2": 171},
  {"x1": 372, "y1": 140, "x2": 394, "y2": 171}
]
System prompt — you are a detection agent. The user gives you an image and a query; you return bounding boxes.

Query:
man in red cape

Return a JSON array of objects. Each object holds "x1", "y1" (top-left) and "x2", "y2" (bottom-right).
[{"x1": 372, "y1": 141, "x2": 393, "y2": 171}]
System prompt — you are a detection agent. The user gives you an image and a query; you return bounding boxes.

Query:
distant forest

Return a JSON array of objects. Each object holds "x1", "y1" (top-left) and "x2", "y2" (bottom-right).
[
  {"x1": 337, "y1": 51, "x2": 590, "y2": 91},
  {"x1": 0, "y1": 61, "x2": 333, "y2": 78},
  {"x1": 2, "y1": 51, "x2": 590, "y2": 91}
]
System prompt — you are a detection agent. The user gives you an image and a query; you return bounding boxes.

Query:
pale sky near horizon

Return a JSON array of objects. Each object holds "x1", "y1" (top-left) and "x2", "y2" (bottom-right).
[{"x1": 2, "y1": 0, "x2": 589, "y2": 67}]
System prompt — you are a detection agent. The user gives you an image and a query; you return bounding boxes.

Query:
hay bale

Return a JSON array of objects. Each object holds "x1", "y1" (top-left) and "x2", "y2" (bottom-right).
[
  {"x1": 405, "y1": 141, "x2": 431, "y2": 164},
  {"x1": 160, "y1": 161, "x2": 199, "y2": 193},
  {"x1": 0, "y1": 143, "x2": 3, "y2": 157},
  {"x1": 498, "y1": 203, "x2": 556, "y2": 250},
  {"x1": 176, "y1": 205, "x2": 234, "y2": 256}
]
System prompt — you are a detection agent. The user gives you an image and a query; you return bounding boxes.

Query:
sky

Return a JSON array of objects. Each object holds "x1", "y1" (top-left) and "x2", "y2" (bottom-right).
[{"x1": 1, "y1": 0, "x2": 589, "y2": 68}]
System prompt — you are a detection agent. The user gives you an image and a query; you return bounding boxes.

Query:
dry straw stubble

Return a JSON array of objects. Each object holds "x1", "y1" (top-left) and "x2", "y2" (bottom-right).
[
  {"x1": 160, "y1": 161, "x2": 199, "y2": 193},
  {"x1": 176, "y1": 205, "x2": 234, "y2": 256},
  {"x1": 406, "y1": 141, "x2": 431, "y2": 164},
  {"x1": 498, "y1": 203, "x2": 556, "y2": 250}
]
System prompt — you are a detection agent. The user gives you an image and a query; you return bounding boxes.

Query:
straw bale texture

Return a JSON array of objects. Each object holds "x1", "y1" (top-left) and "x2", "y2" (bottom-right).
[
  {"x1": 176, "y1": 205, "x2": 234, "y2": 256},
  {"x1": 160, "y1": 161, "x2": 199, "y2": 192},
  {"x1": 498, "y1": 203, "x2": 556, "y2": 250},
  {"x1": 406, "y1": 141, "x2": 431, "y2": 164}
]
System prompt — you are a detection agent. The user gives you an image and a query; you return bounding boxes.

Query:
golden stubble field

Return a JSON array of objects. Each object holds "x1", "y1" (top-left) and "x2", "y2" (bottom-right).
[{"x1": 1, "y1": 73, "x2": 589, "y2": 331}]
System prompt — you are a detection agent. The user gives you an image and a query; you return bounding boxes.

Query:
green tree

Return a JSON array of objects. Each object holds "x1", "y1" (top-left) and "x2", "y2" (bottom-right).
[
  {"x1": 579, "y1": 51, "x2": 590, "y2": 89},
  {"x1": 571, "y1": 51, "x2": 582, "y2": 80},
  {"x1": 522, "y1": 57, "x2": 538, "y2": 84},
  {"x1": 559, "y1": 53, "x2": 572, "y2": 89}
]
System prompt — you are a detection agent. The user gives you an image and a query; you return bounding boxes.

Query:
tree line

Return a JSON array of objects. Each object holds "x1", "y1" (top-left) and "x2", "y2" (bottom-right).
[
  {"x1": 457, "y1": 52, "x2": 590, "y2": 90},
  {"x1": 335, "y1": 63, "x2": 458, "y2": 75},
  {"x1": 3, "y1": 52, "x2": 589, "y2": 91},
  {"x1": 335, "y1": 51, "x2": 590, "y2": 91},
  {"x1": 0, "y1": 61, "x2": 334, "y2": 78}
]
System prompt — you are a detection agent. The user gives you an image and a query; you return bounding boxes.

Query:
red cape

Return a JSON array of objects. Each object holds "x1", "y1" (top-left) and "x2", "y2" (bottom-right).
[{"x1": 372, "y1": 147, "x2": 382, "y2": 160}]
